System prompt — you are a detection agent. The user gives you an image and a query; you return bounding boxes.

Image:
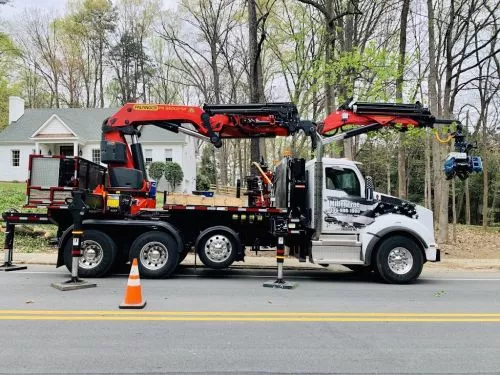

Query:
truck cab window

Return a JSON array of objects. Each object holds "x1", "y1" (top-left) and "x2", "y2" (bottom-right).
[{"x1": 325, "y1": 167, "x2": 361, "y2": 196}]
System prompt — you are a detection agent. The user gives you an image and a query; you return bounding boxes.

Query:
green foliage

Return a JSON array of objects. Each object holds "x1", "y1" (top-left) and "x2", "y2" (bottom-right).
[
  {"x1": 0, "y1": 33, "x2": 21, "y2": 129},
  {"x1": 148, "y1": 161, "x2": 165, "y2": 182},
  {"x1": 309, "y1": 42, "x2": 401, "y2": 102},
  {"x1": 164, "y1": 161, "x2": 184, "y2": 191},
  {"x1": 199, "y1": 145, "x2": 216, "y2": 185},
  {"x1": 196, "y1": 174, "x2": 211, "y2": 191}
]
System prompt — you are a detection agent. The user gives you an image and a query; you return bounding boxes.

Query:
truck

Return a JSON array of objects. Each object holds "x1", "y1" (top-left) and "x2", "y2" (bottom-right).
[{"x1": 1, "y1": 100, "x2": 482, "y2": 283}]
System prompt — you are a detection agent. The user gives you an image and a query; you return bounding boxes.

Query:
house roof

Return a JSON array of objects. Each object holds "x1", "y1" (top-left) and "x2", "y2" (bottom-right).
[{"x1": 0, "y1": 108, "x2": 187, "y2": 144}]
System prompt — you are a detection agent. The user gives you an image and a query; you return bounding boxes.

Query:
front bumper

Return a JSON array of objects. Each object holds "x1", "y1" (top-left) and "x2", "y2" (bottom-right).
[{"x1": 425, "y1": 245, "x2": 440, "y2": 262}]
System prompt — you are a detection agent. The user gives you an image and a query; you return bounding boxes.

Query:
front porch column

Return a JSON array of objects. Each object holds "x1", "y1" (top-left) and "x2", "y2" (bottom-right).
[
  {"x1": 34, "y1": 142, "x2": 40, "y2": 154},
  {"x1": 73, "y1": 142, "x2": 78, "y2": 157}
]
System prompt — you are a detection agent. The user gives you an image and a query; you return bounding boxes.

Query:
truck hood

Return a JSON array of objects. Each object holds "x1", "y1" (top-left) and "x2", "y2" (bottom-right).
[{"x1": 373, "y1": 191, "x2": 435, "y2": 235}]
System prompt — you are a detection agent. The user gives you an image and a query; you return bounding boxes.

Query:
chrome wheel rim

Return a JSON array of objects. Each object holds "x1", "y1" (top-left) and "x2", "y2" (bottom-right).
[
  {"x1": 80, "y1": 240, "x2": 104, "y2": 269},
  {"x1": 140, "y1": 241, "x2": 168, "y2": 270},
  {"x1": 388, "y1": 247, "x2": 413, "y2": 275},
  {"x1": 204, "y1": 235, "x2": 232, "y2": 263}
]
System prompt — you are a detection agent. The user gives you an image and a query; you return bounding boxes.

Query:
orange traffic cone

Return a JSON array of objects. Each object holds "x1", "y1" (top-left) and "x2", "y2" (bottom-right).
[{"x1": 119, "y1": 258, "x2": 146, "y2": 309}]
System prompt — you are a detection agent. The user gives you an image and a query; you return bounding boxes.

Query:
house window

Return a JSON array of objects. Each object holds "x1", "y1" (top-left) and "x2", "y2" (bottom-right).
[
  {"x1": 164, "y1": 148, "x2": 173, "y2": 162},
  {"x1": 144, "y1": 149, "x2": 153, "y2": 165},
  {"x1": 92, "y1": 149, "x2": 101, "y2": 164},
  {"x1": 11, "y1": 150, "x2": 20, "y2": 167}
]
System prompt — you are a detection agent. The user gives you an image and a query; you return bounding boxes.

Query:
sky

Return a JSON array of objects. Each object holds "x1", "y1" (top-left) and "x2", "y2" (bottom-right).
[{"x1": 0, "y1": 0, "x2": 178, "y2": 19}]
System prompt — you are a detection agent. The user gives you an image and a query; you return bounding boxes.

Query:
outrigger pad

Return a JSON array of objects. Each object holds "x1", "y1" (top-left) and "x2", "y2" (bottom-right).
[
  {"x1": 51, "y1": 279, "x2": 97, "y2": 291},
  {"x1": 263, "y1": 279, "x2": 298, "y2": 289},
  {"x1": 0, "y1": 264, "x2": 27, "y2": 272}
]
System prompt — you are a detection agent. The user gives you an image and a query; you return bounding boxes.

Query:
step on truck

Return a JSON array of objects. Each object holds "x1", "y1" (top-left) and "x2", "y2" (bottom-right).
[{"x1": 2, "y1": 100, "x2": 482, "y2": 283}]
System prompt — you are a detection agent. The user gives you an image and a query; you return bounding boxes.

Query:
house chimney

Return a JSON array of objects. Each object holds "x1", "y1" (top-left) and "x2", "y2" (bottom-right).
[{"x1": 9, "y1": 96, "x2": 25, "y2": 124}]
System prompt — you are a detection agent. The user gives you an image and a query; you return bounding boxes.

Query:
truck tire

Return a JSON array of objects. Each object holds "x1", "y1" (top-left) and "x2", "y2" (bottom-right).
[
  {"x1": 196, "y1": 227, "x2": 239, "y2": 269},
  {"x1": 63, "y1": 230, "x2": 117, "y2": 278},
  {"x1": 129, "y1": 231, "x2": 179, "y2": 278},
  {"x1": 375, "y1": 235, "x2": 424, "y2": 284}
]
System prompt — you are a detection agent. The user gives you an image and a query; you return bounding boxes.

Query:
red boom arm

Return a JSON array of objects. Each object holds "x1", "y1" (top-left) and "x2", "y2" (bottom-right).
[{"x1": 319, "y1": 101, "x2": 435, "y2": 135}]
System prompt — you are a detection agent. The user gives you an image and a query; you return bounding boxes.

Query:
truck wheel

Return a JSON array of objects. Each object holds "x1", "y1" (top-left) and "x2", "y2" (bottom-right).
[
  {"x1": 196, "y1": 227, "x2": 239, "y2": 269},
  {"x1": 63, "y1": 230, "x2": 117, "y2": 278},
  {"x1": 129, "y1": 231, "x2": 179, "y2": 278},
  {"x1": 375, "y1": 235, "x2": 423, "y2": 284}
]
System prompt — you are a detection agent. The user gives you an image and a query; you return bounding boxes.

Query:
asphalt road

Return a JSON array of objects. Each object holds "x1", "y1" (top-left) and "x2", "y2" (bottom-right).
[{"x1": 1, "y1": 265, "x2": 500, "y2": 374}]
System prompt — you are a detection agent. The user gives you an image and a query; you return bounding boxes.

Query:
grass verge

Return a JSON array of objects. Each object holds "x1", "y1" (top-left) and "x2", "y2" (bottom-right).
[{"x1": 0, "y1": 182, "x2": 55, "y2": 253}]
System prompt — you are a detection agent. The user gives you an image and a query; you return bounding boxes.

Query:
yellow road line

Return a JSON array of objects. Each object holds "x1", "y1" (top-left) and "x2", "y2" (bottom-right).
[
  {"x1": 0, "y1": 310, "x2": 500, "y2": 322},
  {"x1": 0, "y1": 310, "x2": 500, "y2": 317},
  {"x1": 1, "y1": 316, "x2": 500, "y2": 322}
]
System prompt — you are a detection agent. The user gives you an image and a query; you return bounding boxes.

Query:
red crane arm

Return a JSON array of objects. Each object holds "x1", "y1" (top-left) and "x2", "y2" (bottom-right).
[
  {"x1": 105, "y1": 103, "x2": 297, "y2": 142},
  {"x1": 319, "y1": 101, "x2": 435, "y2": 135},
  {"x1": 102, "y1": 102, "x2": 315, "y2": 174}
]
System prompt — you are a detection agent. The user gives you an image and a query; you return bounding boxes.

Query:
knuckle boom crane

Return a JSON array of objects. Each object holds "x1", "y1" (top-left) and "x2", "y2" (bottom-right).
[{"x1": 2, "y1": 100, "x2": 481, "y2": 283}]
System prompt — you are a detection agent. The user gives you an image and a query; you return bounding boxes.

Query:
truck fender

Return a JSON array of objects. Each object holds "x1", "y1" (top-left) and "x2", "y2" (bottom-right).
[
  {"x1": 56, "y1": 219, "x2": 184, "y2": 267},
  {"x1": 362, "y1": 214, "x2": 435, "y2": 264},
  {"x1": 57, "y1": 224, "x2": 75, "y2": 267}
]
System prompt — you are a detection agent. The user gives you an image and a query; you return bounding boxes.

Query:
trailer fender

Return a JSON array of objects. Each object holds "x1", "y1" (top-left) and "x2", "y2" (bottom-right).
[{"x1": 57, "y1": 220, "x2": 184, "y2": 267}]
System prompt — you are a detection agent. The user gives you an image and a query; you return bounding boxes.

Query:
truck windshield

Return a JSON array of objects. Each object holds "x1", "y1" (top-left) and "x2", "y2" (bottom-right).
[{"x1": 325, "y1": 167, "x2": 361, "y2": 196}]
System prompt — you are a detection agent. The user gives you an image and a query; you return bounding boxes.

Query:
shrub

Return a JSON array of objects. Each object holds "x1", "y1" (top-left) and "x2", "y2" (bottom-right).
[
  {"x1": 196, "y1": 174, "x2": 211, "y2": 191},
  {"x1": 164, "y1": 162, "x2": 184, "y2": 191},
  {"x1": 148, "y1": 161, "x2": 165, "y2": 182}
]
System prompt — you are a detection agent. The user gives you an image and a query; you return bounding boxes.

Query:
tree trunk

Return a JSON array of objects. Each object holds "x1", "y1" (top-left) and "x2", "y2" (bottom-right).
[
  {"x1": 465, "y1": 178, "x2": 471, "y2": 225},
  {"x1": 482, "y1": 122, "x2": 489, "y2": 229},
  {"x1": 452, "y1": 178, "x2": 456, "y2": 242},
  {"x1": 387, "y1": 153, "x2": 391, "y2": 195},
  {"x1": 425, "y1": 131, "x2": 432, "y2": 209},
  {"x1": 397, "y1": 0, "x2": 410, "y2": 199},
  {"x1": 427, "y1": 0, "x2": 441, "y2": 224},
  {"x1": 247, "y1": 0, "x2": 264, "y2": 170},
  {"x1": 238, "y1": 141, "x2": 243, "y2": 183}
]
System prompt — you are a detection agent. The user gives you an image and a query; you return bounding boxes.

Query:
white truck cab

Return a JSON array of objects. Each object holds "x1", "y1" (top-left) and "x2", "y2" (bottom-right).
[{"x1": 305, "y1": 158, "x2": 439, "y2": 283}]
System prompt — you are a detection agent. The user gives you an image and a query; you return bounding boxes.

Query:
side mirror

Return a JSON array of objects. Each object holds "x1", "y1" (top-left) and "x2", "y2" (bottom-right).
[{"x1": 365, "y1": 176, "x2": 374, "y2": 202}]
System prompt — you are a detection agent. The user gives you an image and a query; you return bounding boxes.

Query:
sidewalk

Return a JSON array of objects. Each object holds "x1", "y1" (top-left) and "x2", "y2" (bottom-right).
[{"x1": 10, "y1": 251, "x2": 500, "y2": 272}]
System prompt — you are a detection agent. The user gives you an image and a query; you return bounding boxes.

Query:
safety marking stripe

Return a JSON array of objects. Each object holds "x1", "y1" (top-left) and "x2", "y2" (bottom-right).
[
  {"x1": 126, "y1": 278, "x2": 141, "y2": 286},
  {"x1": 1, "y1": 311, "x2": 500, "y2": 322},
  {"x1": 2, "y1": 311, "x2": 500, "y2": 316}
]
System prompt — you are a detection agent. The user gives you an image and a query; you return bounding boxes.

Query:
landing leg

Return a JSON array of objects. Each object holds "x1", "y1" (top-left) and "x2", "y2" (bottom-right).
[
  {"x1": 263, "y1": 236, "x2": 297, "y2": 289},
  {"x1": 1, "y1": 223, "x2": 27, "y2": 272}
]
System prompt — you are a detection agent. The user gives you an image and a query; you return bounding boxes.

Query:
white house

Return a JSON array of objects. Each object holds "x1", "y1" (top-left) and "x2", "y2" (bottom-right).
[{"x1": 0, "y1": 96, "x2": 196, "y2": 192}]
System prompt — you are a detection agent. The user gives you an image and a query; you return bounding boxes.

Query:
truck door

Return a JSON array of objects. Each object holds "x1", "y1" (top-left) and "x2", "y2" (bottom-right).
[{"x1": 322, "y1": 166, "x2": 364, "y2": 234}]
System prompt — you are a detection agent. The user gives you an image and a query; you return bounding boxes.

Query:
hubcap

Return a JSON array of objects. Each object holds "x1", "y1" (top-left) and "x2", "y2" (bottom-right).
[
  {"x1": 387, "y1": 247, "x2": 413, "y2": 275},
  {"x1": 80, "y1": 240, "x2": 103, "y2": 269},
  {"x1": 204, "y1": 235, "x2": 232, "y2": 263},
  {"x1": 140, "y1": 241, "x2": 168, "y2": 270}
]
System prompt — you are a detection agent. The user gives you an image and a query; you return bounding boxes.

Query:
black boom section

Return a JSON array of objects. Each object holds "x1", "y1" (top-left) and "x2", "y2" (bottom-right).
[
  {"x1": 203, "y1": 102, "x2": 299, "y2": 123},
  {"x1": 339, "y1": 99, "x2": 435, "y2": 126}
]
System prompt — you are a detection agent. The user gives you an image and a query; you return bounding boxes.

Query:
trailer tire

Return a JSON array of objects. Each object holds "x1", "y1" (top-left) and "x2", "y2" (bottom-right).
[
  {"x1": 375, "y1": 235, "x2": 423, "y2": 284},
  {"x1": 196, "y1": 227, "x2": 239, "y2": 269},
  {"x1": 63, "y1": 230, "x2": 117, "y2": 278},
  {"x1": 129, "y1": 231, "x2": 179, "y2": 279}
]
